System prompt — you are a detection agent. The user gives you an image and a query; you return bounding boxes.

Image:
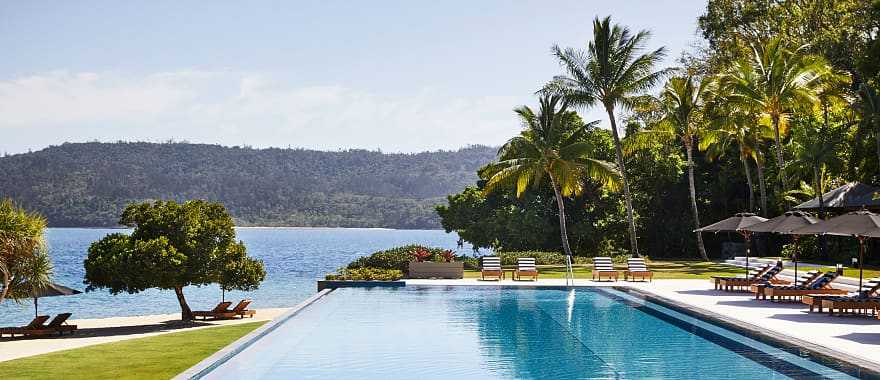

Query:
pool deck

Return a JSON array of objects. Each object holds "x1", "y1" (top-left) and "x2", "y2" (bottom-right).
[
  {"x1": 0, "y1": 308, "x2": 289, "y2": 363},
  {"x1": 406, "y1": 278, "x2": 880, "y2": 370}
]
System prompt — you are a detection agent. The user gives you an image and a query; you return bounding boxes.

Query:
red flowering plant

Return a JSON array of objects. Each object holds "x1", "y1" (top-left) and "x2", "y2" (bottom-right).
[
  {"x1": 410, "y1": 247, "x2": 433, "y2": 262},
  {"x1": 440, "y1": 250, "x2": 455, "y2": 263}
]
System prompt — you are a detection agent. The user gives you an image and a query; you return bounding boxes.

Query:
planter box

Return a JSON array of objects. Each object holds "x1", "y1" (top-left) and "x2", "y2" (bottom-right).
[{"x1": 408, "y1": 261, "x2": 463, "y2": 279}]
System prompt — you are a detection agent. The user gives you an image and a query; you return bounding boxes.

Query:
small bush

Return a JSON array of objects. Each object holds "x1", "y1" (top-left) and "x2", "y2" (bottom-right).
[
  {"x1": 496, "y1": 251, "x2": 566, "y2": 265},
  {"x1": 325, "y1": 267, "x2": 403, "y2": 281},
  {"x1": 346, "y1": 245, "x2": 472, "y2": 274}
]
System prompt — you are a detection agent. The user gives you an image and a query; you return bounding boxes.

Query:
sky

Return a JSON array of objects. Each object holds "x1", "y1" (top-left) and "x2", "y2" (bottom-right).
[{"x1": 0, "y1": 1, "x2": 707, "y2": 155}]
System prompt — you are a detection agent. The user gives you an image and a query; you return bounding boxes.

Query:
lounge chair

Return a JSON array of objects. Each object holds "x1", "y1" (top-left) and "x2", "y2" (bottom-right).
[
  {"x1": 624, "y1": 257, "x2": 652, "y2": 282},
  {"x1": 480, "y1": 256, "x2": 503, "y2": 281},
  {"x1": 192, "y1": 301, "x2": 233, "y2": 320},
  {"x1": 712, "y1": 263, "x2": 771, "y2": 290},
  {"x1": 213, "y1": 299, "x2": 255, "y2": 319},
  {"x1": 0, "y1": 315, "x2": 49, "y2": 338},
  {"x1": 719, "y1": 262, "x2": 786, "y2": 292},
  {"x1": 808, "y1": 278, "x2": 880, "y2": 315},
  {"x1": 761, "y1": 271, "x2": 848, "y2": 301},
  {"x1": 514, "y1": 258, "x2": 538, "y2": 281},
  {"x1": 752, "y1": 270, "x2": 820, "y2": 300},
  {"x1": 592, "y1": 257, "x2": 618, "y2": 282}
]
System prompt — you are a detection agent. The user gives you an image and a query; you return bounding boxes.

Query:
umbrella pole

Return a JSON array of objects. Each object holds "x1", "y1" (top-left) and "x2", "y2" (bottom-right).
[
  {"x1": 34, "y1": 297, "x2": 38, "y2": 318},
  {"x1": 858, "y1": 236, "x2": 865, "y2": 290},
  {"x1": 792, "y1": 235, "x2": 799, "y2": 280},
  {"x1": 744, "y1": 231, "x2": 751, "y2": 276}
]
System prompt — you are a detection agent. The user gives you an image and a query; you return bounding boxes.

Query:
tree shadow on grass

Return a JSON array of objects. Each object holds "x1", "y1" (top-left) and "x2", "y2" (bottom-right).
[{"x1": 0, "y1": 319, "x2": 217, "y2": 341}]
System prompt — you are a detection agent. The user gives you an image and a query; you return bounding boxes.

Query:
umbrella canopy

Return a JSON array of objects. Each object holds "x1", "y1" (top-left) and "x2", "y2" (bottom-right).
[
  {"x1": 694, "y1": 213, "x2": 769, "y2": 233},
  {"x1": 791, "y1": 210, "x2": 880, "y2": 289},
  {"x1": 695, "y1": 213, "x2": 768, "y2": 275},
  {"x1": 794, "y1": 182, "x2": 880, "y2": 212},
  {"x1": 31, "y1": 283, "x2": 81, "y2": 317},
  {"x1": 742, "y1": 211, "x2": 818, "y2": 278}
]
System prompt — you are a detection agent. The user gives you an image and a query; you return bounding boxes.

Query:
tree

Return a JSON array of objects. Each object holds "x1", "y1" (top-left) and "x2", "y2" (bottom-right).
[
  {"x1": 857, "y1": 84, "x2": 880, "y2": 167},
  {"x1": 549, "y1": 16, "x2": 670, "y2": 257},
  {"x1": 722, "y1": 37, "x2": 831, "y2": 192},
  {"x1": 84, "y1": 200, "x2": 266, "y2": 320},
  {"x1": 0, "y1": 199, "x2": 47, "y2": 305},
  {"x1": 482, "y1": 95, "x2": 620, "y2": 279},
  {"x1": 626, "y1": 76, "x2": 710, "y2": 260}
]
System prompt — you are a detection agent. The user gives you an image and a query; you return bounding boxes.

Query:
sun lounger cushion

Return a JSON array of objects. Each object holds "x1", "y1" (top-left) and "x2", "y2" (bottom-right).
[
  {"x1": 627, "y1": 258, "x2": 648, "y2": 272},
  {"x1": 517, "y1": 258, "x2": 536, "y2": 272},
  {"x1": 593, "y1": 257, "x2": 614, "y2": 272},
  {"x1": 482, "y1": 257, "x2": 501, "y2": 271}
]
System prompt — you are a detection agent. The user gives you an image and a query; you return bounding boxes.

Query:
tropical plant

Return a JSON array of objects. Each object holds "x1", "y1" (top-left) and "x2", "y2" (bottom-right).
[
  {"x1": 0, "y1": 199, "x2": 48, "y2": 305},
  {"x1": 6, "y1": 251, "x2": 53, "y2": 309},
  {"x1": 410, "y1": 247, "x2": 433, "y2": 262},
  {"x1": 625, "y1": 76, "x2": 711, "y2": 260},
  {"x1": 482, "y1": 94, "x2": 620, "y2": 279},
  {"x1": 722, "y1": 37, "x2": 832, "y2": 191},
  {"x1": 548, "y1": 15, "x2": 670, "y2": 257},
  {"x1": 84, "y1": 200, "x2": 266, "y2": 320},
  {"x1": 857, "y1": 83, "x2": 880, "y2": 166}
]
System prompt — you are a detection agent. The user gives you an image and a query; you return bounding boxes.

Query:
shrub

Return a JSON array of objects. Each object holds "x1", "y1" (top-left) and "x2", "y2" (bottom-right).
[
  {"x1": 346, "y1": 245, "x2": 464, "y2": 273},
  {"x1": 496, "y1": 251, "x2": 566, "y2": 265},
  {"x1": 325, "y1": 267, "x2": 403, "y2": 281}
]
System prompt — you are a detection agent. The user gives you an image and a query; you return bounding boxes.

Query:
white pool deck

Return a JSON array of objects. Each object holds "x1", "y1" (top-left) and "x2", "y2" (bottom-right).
[{"x1": 406, "y1": 278, "x2": 880, "y2": 370}]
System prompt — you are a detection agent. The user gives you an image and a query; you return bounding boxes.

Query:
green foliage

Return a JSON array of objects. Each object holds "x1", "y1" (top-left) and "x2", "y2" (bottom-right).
[
  {"x1": 84, "y1": 200, "x2": 266, "y2": 319},
  {"x1": 346, "y1": 245, "x2": 449, "y2": 272},
  {"x1": 0, "y1": 199, "x2": 49, "y2": 304},
  {"x1": 0, "y1": 142, "x2": 496, "y2": 229},
  {"x1": 496, "y1": 251, "x2": 565, "y2": 266},
  {"x1": 324, "y1": 268, "x2": 404, "y2": 281}
]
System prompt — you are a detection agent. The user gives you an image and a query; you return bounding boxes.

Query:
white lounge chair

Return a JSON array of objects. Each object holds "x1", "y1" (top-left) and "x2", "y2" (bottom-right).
[
  {"x1": 514, "y1": 257, "x2": 538, "y2": 281},
  {"x1": 481, "y1": 256, "x2": 503, "y2": 281},
  {"x1": 624, "y1": 257, "x2": 652, "y2": 282},
  {"x1": 592, "y1": 257, "x2": 617, "y2": 281}
]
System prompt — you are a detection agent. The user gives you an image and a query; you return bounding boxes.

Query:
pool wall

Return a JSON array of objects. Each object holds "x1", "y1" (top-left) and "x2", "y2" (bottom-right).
[{"x1": 174, "y1": 288, "x2": 334, "y2": 380}]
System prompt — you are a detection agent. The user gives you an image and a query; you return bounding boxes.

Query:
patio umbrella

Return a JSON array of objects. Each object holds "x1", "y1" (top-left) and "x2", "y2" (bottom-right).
[
  {"x1": 791, "y1": 209, "x2": 880, "y2": 289},
  {"x1": 695, "y1": 213, "x2": 768, "y2": 275},
  {"x1": 31, "y1": 283, "x2": 81, "y2": 318},
  {"x1": 742, "y1": 211, "x2": 818, "y2": 279},
  {"x1": 794, "y1": 182, "x2": 880, "y2": 212}
]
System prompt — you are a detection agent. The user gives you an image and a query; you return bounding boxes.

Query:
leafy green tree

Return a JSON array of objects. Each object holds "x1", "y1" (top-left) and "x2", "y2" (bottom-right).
[
  {"x1": 626, "y1": 76, "x2": 710, "y2": 260},
  {"x1": 0, "y1": 199, "x2": 48, "y2": 305},
  {"x1": 857, "y1": 84, "x2": 880, "y2": 167},
  {"x1": 482, "y1": 95, "x2": 620, "y2": 277},
  {"x1": 6, "y1": 251, "x2": 54, "y2": 313},
  {"x1": 549, "y1": 16, "x2": 670, "y2": 257},
  {"x1": 84, "y1": 200, "x2": 266, "y2": 320},
  {"x1": 723, "y1": 37, "x2": 832, "y2": 192}
]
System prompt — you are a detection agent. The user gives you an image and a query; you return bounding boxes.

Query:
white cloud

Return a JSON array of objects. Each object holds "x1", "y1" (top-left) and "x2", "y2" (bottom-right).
[{"x1": 0, "y1": 70, "x2": 524, "y2": 154}]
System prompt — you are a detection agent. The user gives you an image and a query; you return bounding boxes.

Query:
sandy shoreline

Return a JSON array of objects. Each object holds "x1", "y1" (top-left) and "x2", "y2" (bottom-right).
[{"x1": 0, "y1": 308, "x2": 289, "y2": 363}]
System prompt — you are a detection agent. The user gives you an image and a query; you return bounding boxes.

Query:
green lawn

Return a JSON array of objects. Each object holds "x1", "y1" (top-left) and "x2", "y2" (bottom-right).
[
  {"x1": 464, "y1": 260, "x2": 747, "y2": 279},
  {"x1": 0, "y1": 321, "x2": 265, "y2": 380}
]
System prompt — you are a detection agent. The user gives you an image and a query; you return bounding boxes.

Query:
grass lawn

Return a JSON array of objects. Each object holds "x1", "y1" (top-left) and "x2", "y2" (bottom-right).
[
  {"x1": 0, "y1": 321, "x2": 265, "y2": 380},
  {"x1": 464, "y1": 260, "x2": 747, "y2": 280}
]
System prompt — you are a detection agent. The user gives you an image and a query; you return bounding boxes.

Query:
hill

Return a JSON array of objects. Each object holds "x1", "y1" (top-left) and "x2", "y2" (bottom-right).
[{"x1": 0, "y1": 142, "x2": 497, "y2": 228}]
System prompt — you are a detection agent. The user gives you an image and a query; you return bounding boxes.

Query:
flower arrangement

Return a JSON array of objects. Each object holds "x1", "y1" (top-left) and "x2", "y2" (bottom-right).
[
  {"x1": 440, "y1": 249, "x2": 455, "y2": 263},
  {"x1": 410, "y1": 247, "x2": 433, "y2": 262}
]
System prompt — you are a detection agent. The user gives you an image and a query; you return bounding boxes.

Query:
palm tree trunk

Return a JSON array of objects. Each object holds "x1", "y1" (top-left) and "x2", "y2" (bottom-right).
[
  {"x1": 756, "y1": 153, "x2": 768, "y2": 217},
  {"x1": 174, "y1": 286, "x2": 194, "y2": 321},
  {"x1": 814, "y1": 164, "x2": 829, "y2": 260},
  {"x1": 741, "y1": 154, "x2": 755, "y2": 212},
  {"x1": 605, "y1": 105, "x2": 640, "y2": 257},
  {"x1": 875, "y1": 126, "x2": 880, "y2": 169},
  {"x1": 0, "y1": 264, "x2": 10, "y2": 305},
  {"x1": 549, "y1": 176, "x2": 574, "y2": 281},
  {"x1": 772, "y1": 115, "x2": 787, "y2": 191},
  {"x1": 686, "y1": 143, "x2": 709, "y2": 261}
]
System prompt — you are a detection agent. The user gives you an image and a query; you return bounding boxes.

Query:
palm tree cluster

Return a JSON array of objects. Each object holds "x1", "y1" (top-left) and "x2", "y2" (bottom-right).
[
  {"x1": 484, "y1": 14, "x2": 871, "y2": 261},
  {"x1": 0, "y1": 199, "x2": 52, "y2": 305}
]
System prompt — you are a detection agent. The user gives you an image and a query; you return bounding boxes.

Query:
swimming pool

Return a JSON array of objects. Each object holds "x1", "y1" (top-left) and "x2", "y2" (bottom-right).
[{"x1": 193, "y1": 286, "x2": 873, "y2": 379}]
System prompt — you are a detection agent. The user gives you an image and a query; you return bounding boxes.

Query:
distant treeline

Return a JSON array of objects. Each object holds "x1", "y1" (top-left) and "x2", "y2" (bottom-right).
[{"x1": 0, "y1": 142, "x2": 496, "y2": 228}]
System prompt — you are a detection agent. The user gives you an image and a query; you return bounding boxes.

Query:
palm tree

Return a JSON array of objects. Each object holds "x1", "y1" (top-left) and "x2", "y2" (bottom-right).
[
  {"x1": 857, "y1": 84, "x2": 880, "y2": 166},
  {"x1": 625, "y1": 76, "x2": 710, "y2": 260},
  {"x1": 0, "y1": 199, "x2": 48, "y2": 305},
  {"x1": 723, "y1": 37, "x2": 831, "y2": 191},
  {"x1": 483, "y1": 95, "x2": 620, "y2": 281},
  {"x1": 548, "y1": 16, "x2": 670, "y2": 257}
]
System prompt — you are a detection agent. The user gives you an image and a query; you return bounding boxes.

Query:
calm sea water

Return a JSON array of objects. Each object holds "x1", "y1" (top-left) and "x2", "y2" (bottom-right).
[{"x1": 0, "y1": 228, "x2": 475, "y2": 325}]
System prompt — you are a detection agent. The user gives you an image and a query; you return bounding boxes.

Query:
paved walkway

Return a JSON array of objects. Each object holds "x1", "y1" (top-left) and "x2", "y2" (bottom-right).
[
  {"x1": 406, "y1": 278, "x2": 880, "y2": 368},
  {"x1": 0, "y1": 308, "x2": 289, "y2": 363}
]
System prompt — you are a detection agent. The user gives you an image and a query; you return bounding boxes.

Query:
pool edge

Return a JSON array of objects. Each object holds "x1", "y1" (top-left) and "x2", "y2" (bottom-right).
[
  {"x1": 618, "y1": 286, "x2": 880, "y2": 378},
  {"x1": 173, "y1": 288, "x2": 334, "y2": 380}
]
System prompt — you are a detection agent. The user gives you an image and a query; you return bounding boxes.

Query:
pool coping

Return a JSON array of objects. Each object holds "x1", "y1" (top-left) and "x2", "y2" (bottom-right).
[
  {"x1": 173, "y1": 288, "x2": 334, "y2": 380},
  {"x1": 619, "y1": 286, "x2": 880, "y2": 377}
]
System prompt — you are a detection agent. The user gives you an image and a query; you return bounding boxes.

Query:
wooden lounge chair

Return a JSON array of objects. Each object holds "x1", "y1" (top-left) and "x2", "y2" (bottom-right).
[
  {"x1": 192, "y1": 301, "x2": 233, "y2": 320},
  {"x1": 624, "y1": 258, "x2": 652, "y2": 282},
  {"x1": 592, "y1": 257, "x2": 618, "y2": 282},
  {"x1": 480, "y1": 256, "x2": 503, "y2": 281},
  {"x1": 712, "y1": 263, "x2": 771, "y2": 290},
  {"x1": 0, "y1": 315, "x2": 49, "y2": 338},
  {"x1": 43, "y1": 313, "x2": 77, "y2": 336},
  {"x1": 761, "y1": 271, "x2": 848, "y2": 301},
  {"x1": 514, "y1": 257, "x2": 538, "y2": 281},
  {"x1": 213, "y1": 299, "x2": 255, "y2": 319},
  {"x1": 719, "y1": 262, "x2": 786, "y2": 292},
  {"x1": 810, "y1": 278, "x2": 880, "y2": 315},
  {"x1": 752, "y1": 270, "x2": 820, "y2": 299}
]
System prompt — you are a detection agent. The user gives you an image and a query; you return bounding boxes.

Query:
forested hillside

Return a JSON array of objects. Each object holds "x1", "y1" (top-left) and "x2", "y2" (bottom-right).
[{"x1": 0, "y1": 142, "x2": 496, "y2": 228}]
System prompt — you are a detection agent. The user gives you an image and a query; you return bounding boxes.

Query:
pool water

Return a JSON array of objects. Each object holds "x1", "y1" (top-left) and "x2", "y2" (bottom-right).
[{"x1": 201, "y1": 286, "x2": 866, "y2": 379}]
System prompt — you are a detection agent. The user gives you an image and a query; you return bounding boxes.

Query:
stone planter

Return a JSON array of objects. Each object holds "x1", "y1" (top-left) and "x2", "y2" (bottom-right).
[{"x1": 408, "y1": 261, "x2": 464, "y2": 279}]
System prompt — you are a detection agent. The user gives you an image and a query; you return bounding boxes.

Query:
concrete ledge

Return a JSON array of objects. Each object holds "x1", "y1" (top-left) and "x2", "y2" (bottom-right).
[
  {"x1": 316, "y1": 280, "x2": 405, "y2": 291},
  {"x1": 173, "y1": 288, "x2": 334, "y2": 380}
]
